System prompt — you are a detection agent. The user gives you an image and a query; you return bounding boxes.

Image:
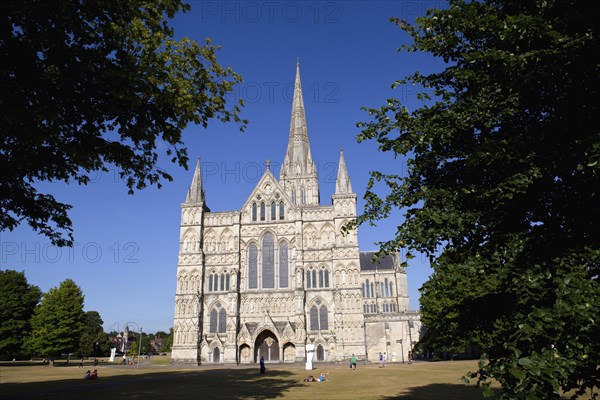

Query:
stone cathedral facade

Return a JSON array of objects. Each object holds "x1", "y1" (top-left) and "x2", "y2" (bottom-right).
[{"x1": 171, "y1": 65, "x2": 421, "y2": 365}]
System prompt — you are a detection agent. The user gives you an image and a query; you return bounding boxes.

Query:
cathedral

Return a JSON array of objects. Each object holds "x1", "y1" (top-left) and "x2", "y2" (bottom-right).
[{"x1": 171, "y1": 64, "x2": 420, "y2": 365}]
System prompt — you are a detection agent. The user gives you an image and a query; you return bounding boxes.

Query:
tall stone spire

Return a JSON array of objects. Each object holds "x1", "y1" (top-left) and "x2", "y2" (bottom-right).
[
  {"x1": 185, "y1": 157, "x2": 205, "y2": 204},
  {"x1": 280, "y1": 62, "x2": 320, "y2": 206},
  {"x1": 335, "y1": 148, "x2": 353, "y2": 194}
]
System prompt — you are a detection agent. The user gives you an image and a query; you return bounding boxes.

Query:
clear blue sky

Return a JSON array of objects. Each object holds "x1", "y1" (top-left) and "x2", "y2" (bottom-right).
[{"x1": 1, "y1": 1, "x2": 446, "y2": 334}]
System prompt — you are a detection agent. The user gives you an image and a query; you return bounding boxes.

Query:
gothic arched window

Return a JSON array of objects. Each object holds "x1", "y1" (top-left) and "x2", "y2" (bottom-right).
[
  {"x1": 252, "y1": 203, "x2": 257, "y2": 221},
  {"x1": 309, "y1": 300, "x2": 328, "y2": 331},
  {"x1": 209, "y1": 308, "x2": 218, "y2": 332},
  {"x1": 319, "y1": 304, "x2": 329, "y2": 330},
  {"x1": 271, "y1": 202, "x2": 276, "y2": 220},
  {"x1": 248, "y1": 244, "x2": 258, "y2": 289},
  {"x1": 292, "y1": 189, "x2": 296, "y2": 205},
  {"x1": 260, "y1": 202, "x2": 265, "y2": 221},
  {"x1": 209, "y1": 303, "x2": 227, "y2": 333},
  {"x1": 262, "y1": 233, "x2": 274, "y2": 288},
  {"x1": 306, "y1": 270, "x2": 312, "y2": 288},
  {"x1": 301, "y1": 188, "x2": 306, "y2": 205},
  {"x1": 319, "y1": 270, "x2": 324, "y2": 288},
  {"x1": 279, "y1": 243, "x2": 288, "y2": 288},
  {"x1": 279, "y1": 202, "x2": 285, "y2": 220},
  {"x1": 218, "y1": 308, "x2": 227, "y2": 332},
  {"x1": 310, "y1": 306, "x2": 318, "y2": 330}
]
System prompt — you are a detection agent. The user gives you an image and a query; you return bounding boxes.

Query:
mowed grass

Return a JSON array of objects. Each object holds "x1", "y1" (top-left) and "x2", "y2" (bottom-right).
[{"x1": 1, "y1": 359, "x2": 494, "y2": 399}]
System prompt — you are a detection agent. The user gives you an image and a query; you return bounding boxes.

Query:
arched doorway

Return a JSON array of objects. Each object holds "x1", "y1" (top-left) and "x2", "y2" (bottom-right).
[
  {"x1": 254, "y1": 330, "x2": 279, "y2": 362},
  {"x1": 283, "y1": 343, "x2": 296, "y2": 362},
  {"x1": 316, "y1": 344, "x2": 324, "y2": 361},
  {"x1": 239, "y1": 344, "x2": 251, "y2": 363},
  {"x1": 212, "y1": 347, "x2": 221, "y2": 363}
]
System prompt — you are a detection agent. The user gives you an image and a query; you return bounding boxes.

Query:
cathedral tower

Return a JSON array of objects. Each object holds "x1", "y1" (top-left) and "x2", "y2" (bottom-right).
[
  {"x1": 280, "y1": 63, "x2": 320, "y2": 206},
  {"x1": 172, "y1": 158, "x2": 208, "y2": 364}
]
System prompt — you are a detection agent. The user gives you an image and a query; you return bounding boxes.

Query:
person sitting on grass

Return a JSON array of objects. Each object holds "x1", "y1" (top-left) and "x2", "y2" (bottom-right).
[
  {"x1": 90, "y1": 370, "x2": 98, "y2": 380},
  {"x1": 304, "y1": 375, "x2": 316, "y2": 382},
  {"x1": 83, "y1": 370, "x2": 91, "y2": 380},
  {"x1": 318, "y1": 372, "x2": 328, "y2": 382}
]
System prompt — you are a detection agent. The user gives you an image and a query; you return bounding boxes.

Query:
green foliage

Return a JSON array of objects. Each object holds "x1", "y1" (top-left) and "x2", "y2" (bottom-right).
[
  {"x1": 128, "y1": 333, "x2": 152, "y2": 356},
  {"x1": 78, "y1": 311, "x2": 109, "y2": 357},
  {"x1": 0, "y1": 0, "x2": 247, "y2": 246},
  {"x1": 0, "y1": 270, "x2": 42, "y2": 359},
  {"x1": 161, "y1": 328, "x2": 174, "y2": 352},
  {"x1": 356, "y1": 0, "x2": 599, "y2": 398},
  {"x1": 25, "y1": 279, "x2": 86, "y2": 357}
]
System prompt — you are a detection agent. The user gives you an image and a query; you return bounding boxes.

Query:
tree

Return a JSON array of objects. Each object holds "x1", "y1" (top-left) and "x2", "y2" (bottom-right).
[
  {"x1": 128, "y1": 333, "x2": 151, "y2": 356},
  {"x1": 161, "y1": 328, "x2": 173, "y2": 353},
  {"x1": 154, "y1": 330, "x2": 169, "y2": 353},
  {"x1": 0, "y1": 270, "x2": 42, "y2": 359},
  {"x1": 0, "y1": 0, "x2": 247, "y2": 246},
  {"x1": 25, "y1": 279, "x2": 86, "y2": 359},
  {"x1": 356, "y1": 0, "x2": 599, "y2": 398},
  {"x1": 78, "y1": 311, "x2": 110, "y2": 357}
]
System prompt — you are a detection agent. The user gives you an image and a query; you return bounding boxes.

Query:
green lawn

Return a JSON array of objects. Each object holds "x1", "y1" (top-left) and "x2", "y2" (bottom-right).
[{"x1": 1, "y1": 359, "x2": 494, "y2": 399}]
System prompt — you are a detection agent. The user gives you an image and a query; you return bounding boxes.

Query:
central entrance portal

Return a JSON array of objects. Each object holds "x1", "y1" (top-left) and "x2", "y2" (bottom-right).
[{"x1": 255, "y1": 330, "x2": 279, "y2": 362}]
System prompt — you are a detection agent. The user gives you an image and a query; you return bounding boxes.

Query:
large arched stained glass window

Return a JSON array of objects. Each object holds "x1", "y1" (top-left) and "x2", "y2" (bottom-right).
[
  {"x1": 210, "y1": 309, "x2": 218, "y2": 332},
  {"x1": 218, "y1": 308, "x2": 227, "y2": 332},
  {"x1": 248, "y1": 244, "x2": 257, "y2": 289},
  {"x1": 310, "y1": 306, "x2": 318, "y2": 331},
  {"x1": 210, "y1": 304, "x2": 227, "y2": 333},
  {"x1": 309, "y1": 300, "x2": 328, "y2": 331},
  {"x1": 262, "y1": 234, "x2": 274, "y2": 288},
  {"x1": 279, "y1": 243, "x2": 288, "y2": 288},
  {"x1": 319, "y1": 305, "x2": 328, "y2": 330}
]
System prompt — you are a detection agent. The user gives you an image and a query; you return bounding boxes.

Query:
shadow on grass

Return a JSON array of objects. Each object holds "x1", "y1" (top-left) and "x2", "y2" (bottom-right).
[
  {"x1": 1, "y1": 368, "x2": 302, "y2": 400},
  {"x1": 380, "y1": 383, "x2": 500, "y2": 399}
]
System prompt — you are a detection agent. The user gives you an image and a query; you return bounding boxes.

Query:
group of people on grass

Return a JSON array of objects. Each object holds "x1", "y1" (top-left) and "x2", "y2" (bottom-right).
[
  {"x1": 304, "y1": 372, "x2": 328, "y2": 382},
  {"x1": 83, "y1": 370, "x2": 98, "y2": 380}
]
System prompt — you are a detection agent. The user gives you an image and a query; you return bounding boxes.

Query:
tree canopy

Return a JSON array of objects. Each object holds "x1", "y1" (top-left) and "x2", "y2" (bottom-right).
[
  {"x1": 79, "y1": 311, "x2": 110, "y2": 357},
  {"x1": 25, "y1": 279, "x2": 86, "y2": 357},
  {"x1": 356, "y1": 0, "x2": 599, "y2": 398},
  {"x1": 0, "y1": 270, "x2": 41, "y2": 359},
  {"x1": 0, "y1": 0, "x2": 247, "y2": 246}
]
